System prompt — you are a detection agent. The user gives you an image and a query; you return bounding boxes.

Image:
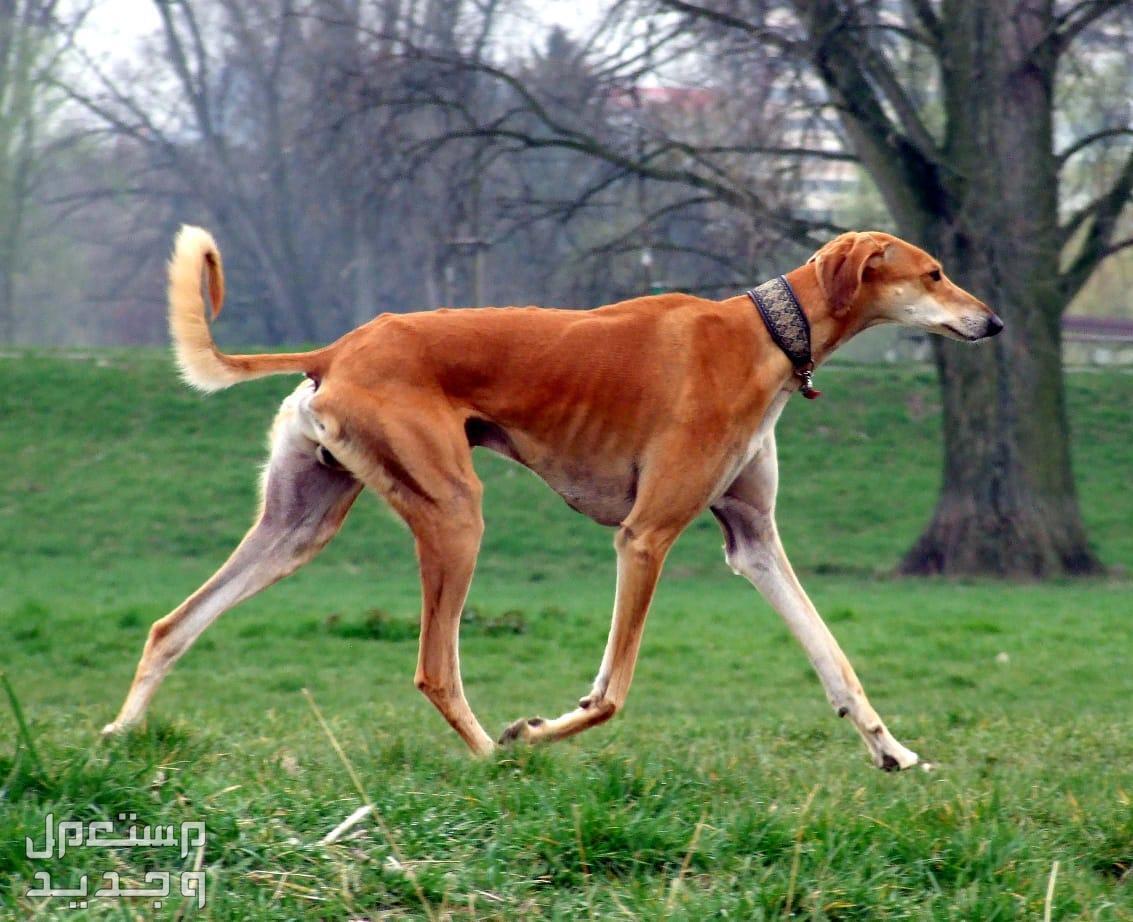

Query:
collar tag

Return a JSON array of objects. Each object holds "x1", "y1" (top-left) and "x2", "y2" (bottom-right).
[{"x1": 797, "y1": 362, "x2": 822, "y2": 399}]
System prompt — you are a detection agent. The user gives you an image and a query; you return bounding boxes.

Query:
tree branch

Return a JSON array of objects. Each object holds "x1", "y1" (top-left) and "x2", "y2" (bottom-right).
[
  {"x1": 654, "y1": 0, "x2": 800, "y2": 53},
  {"x1": 801, "y1": 0, "x2": 942, "y2": 162},
  {"x1": 786, "y1": 0, "x2": 945, "y2": 225},
  {"x1": 1056, "y1": 127, "x2": 1133, "y2": 167},
  {"x1": 389, "y1": 45, "x2": 837, "y2": 247},
  {"x1": 1053, "y1": 0, "x2": 1129, "y2": 53},
  {"x1": 905, "y1": 0, "x2": 942, "y2": 44},
  {"x1": 1098, "y1": 234, "x2": 1133, "y2": 260},
  {"x1": 1060, "y1": 143, "x2": 1133, "y2": 300}
]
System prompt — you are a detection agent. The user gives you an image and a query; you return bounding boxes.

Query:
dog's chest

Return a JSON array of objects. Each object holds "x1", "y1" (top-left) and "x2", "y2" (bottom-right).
[
  {"x1": 746, "y1": 390, "x2": 790, "y2": 458},
  {"x1": 712, "y1": 390, "x2": 791, "y2": 497}
]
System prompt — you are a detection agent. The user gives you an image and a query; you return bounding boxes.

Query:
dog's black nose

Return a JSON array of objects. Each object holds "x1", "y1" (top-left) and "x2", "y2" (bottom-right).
[{"x1": 985, "y1": 314, "x2": 1005, "y2": 337}]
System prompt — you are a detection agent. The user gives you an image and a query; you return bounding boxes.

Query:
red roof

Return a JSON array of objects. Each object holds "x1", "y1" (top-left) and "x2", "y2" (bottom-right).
[{"x1": 607, "y1": 86, "x2": 719, "y2": 111}]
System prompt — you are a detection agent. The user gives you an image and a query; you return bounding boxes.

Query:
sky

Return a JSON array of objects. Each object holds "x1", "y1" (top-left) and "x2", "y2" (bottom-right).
[{"x1": 79, "y1": 0, "x2": 607, "y2": 61}]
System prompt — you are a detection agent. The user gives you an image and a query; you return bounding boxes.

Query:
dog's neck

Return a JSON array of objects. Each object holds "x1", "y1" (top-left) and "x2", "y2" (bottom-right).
[
  {"x1": 782, "y1": 264, "x2": 869, "y2": 364},
  {"x1": 745, "y1": 276, "x2": 822, "y2": 398},
  {"x1": 744, "y1": 263, "x2": 872, "y2": 399}
]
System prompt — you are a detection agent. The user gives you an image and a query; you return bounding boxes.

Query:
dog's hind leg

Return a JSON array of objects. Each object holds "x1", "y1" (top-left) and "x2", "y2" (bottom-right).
[
  {"x1": 101, "y1": 397, "x2": 361, "y2": 737},
  {"x1": 711, "y1": 436, "x2": 920, "y2": 771},
  {"x1": 401, "y1": 497, "x2": 494, "y2": 756},
  {"x1": 346, "y1": 406, "x2": 495, "y2": 756}
]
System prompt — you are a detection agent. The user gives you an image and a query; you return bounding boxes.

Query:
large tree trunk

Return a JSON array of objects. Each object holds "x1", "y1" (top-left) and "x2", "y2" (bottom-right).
[
  {"x1": 895, "y1": 1, "x2": 1103, "y2": 577},
  {"x1": 899, "y1": 262, "x2": 1101, "y2": 576}
]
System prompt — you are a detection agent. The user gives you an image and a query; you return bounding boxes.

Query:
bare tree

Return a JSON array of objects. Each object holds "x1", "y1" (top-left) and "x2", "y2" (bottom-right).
[
  {"x1": 55, "y1": 0, "x2": 789, "y2": 343},
  {"x1": 65, "y1": 0, "x2": 363, "y2": 343},
  {"x1": 43, "y1": 0, "x2": 1132, "y2": 577},
  {"x1": 775, "y1": 0, "x2": 1133, "y2": 577},
  {"x1": 397, "y1": 0, "x2": 1133, "y2": 577},
  {"x1": 0, "y1": 0, "x2": 76, "y2": 341},
  {"x1": 63, "y1": 0, "x2": 547, "y2": 339}
]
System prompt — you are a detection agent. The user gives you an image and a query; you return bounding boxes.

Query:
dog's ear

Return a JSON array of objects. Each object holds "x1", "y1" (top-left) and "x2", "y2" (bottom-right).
[{"x1": 807, "y1": 233, "x2": 886, "y2": 316}]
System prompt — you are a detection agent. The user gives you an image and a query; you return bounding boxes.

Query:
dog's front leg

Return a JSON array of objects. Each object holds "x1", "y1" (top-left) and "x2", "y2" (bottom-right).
[
  {"x1": 499, "y1": 522, "x2": 678, "y2": 746},
  {"x1": 713, "y1": 440, "x2": 920, "y2": 771}
]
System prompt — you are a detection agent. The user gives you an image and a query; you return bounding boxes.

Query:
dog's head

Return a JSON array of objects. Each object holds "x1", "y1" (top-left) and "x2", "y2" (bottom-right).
[{"x1": 808, "y1": 231, "x2": 1003, "y2": 341}]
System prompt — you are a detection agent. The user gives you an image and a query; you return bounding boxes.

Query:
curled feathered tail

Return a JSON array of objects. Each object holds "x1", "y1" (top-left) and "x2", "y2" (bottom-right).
[{"x1": 168, "y1": 226, "x2": 328, "y2": 392}]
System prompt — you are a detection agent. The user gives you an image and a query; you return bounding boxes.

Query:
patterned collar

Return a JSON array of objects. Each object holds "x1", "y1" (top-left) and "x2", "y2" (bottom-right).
[{"x1": 745, "y1": 276, "x2": 822, "y2": 399}]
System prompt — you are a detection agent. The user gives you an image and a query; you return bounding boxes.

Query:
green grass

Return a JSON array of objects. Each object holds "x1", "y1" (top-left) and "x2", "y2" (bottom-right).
[{"x1": 1, "y1": 351, "x2": 1131, "y2": 919}]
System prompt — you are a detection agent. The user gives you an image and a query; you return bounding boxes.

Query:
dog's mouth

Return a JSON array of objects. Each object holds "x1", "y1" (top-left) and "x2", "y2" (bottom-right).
[
  {"x1": 942, "y1": 321, "x2": 1002, "y2": 342},
  {"x1": 941, "y1": 323, "x2": 979, "y2": 342},
  {"x1": 943, "y1": 313, "x2": 1004, "y2": 342}
]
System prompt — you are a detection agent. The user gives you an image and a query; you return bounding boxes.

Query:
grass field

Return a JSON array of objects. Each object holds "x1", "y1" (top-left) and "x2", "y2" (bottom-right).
[{"x1": 1, "y1": 351, "x2": 1131, "y2": 919}]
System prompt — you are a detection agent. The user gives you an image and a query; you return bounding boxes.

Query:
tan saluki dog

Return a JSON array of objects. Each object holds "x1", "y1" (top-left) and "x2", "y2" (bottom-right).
[{"x1": 102, "y1": 228, "x2": 1002, "y2": 770}]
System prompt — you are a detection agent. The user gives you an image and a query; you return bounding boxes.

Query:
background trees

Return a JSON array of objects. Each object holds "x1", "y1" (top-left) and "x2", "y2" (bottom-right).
[
  {"x1": 381, "y1": 0, "x2": 1133, "y2": 577},
  {"x1": 0, "y1": 0, "x2": 78, "y2": 342},
  {"x1": 784, "y1": 0, "x2": 1132, "y2": 577},
  {"x1": 3, "y1": 0, "x2": 1131, "y2": 577}
]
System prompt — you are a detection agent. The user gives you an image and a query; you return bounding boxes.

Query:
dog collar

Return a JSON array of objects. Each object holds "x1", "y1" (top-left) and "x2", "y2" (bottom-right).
[{"x1": 745, "y1": 276, "x2": 822, "y2": 399}]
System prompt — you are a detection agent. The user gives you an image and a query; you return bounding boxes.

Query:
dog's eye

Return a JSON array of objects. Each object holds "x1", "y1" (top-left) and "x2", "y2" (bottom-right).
[{"x1": 927, "y1": 269, "x2": 942, "y2": 282}]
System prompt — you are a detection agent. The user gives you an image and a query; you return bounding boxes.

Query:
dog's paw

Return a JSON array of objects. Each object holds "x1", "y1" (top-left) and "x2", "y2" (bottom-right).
[
  {"x1": 876, "y1": 744, "x2": 920, "y2": 772},
  {"x1": 100, "y1": 722, "x2": 123, "y2": 739},
  {"x1": 497, "y1": 716, "x2": 545, "y2": 746}
]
